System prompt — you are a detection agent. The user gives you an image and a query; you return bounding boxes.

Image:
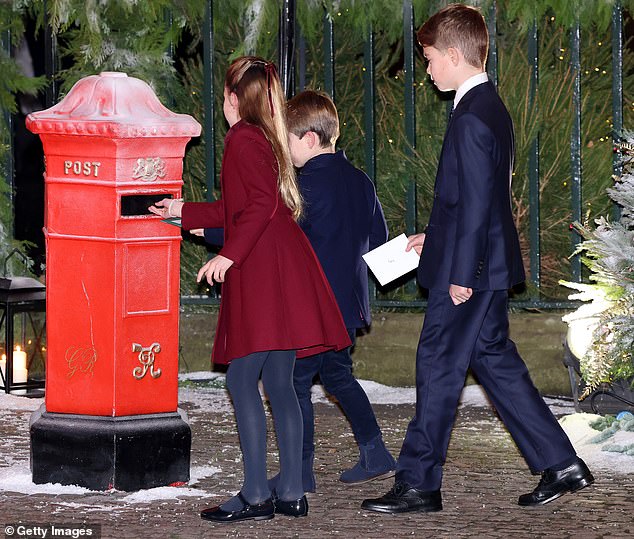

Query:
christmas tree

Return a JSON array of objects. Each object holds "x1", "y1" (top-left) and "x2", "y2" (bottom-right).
[{"x1": 562, "y1": 132, "x2": 634, "y2": 397}]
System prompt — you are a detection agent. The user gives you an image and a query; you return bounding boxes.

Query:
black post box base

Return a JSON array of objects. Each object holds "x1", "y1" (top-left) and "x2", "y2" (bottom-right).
[{"x1": 29, "y1": 405, "x2": 191, "y2": 491}]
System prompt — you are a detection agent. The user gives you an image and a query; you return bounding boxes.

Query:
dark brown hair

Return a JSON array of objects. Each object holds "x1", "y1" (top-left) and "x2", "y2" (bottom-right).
[
  {"x1": 286, "y1": 90, "x2": 340, "y2": 148},
  {"x1": 417, "y1": 3, "x2": 488, "y2": 69},
  {"x1": 225, "y1": 56, "x2": 301, "y2": 219}
]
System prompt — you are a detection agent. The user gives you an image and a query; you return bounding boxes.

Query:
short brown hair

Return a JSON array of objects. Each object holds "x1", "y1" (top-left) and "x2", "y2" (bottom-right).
[
  {"x1": 286, "y1": 90, "x2": 339, "y2": 148},
  {"x1": 417, "y1": 3, "x2": 488, "y2": 69}
]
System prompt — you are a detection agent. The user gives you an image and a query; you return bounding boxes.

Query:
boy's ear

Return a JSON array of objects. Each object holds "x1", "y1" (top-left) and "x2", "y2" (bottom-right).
[
  {"x1": 447, "y1": 47, "x2": 461, "y2": 66},
  {"x1": 304, "y1": 131, "x2": 319, "y2": 149}
]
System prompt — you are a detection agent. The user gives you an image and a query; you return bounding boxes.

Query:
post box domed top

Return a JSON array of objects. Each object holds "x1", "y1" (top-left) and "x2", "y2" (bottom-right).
[{"x1": 26, "y1": 72, "x2": 201, "y2": 139}]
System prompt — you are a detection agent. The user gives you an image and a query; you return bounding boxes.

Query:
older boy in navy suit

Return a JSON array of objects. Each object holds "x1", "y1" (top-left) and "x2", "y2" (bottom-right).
[
  {"x1": 282, "y1": 90, "x2": 396, "y2": 491},
  {"x1": 362, "y1": 4, "x2": 593, "y2": 514}
]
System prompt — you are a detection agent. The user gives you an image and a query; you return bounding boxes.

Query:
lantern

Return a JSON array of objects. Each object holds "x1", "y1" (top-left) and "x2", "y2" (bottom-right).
[{"x1": 0, "y1": 249, "x2": 46, "y2": 396}]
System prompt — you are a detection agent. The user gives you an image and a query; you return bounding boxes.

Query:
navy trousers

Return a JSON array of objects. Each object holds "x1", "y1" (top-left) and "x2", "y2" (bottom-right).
[
  {"x1": 396, "y1": 289, "x2": 576, "y2": 491},
  {"x1": 293, "y1": 328, "x2": 381, "y2": 459}
]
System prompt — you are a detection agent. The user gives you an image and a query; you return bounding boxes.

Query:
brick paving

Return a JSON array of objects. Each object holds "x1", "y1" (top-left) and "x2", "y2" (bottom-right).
[{"x1": 1, "y1": 390, "x2": 633, "y2": 539}]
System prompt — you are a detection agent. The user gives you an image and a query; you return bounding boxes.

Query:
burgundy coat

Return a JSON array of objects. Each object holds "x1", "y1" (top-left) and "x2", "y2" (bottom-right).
[{"x1": 182, "y1": 120, "x2": 351, "y2": 365}]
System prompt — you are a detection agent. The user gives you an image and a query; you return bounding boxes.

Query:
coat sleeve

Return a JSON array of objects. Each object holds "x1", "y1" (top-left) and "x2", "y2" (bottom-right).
[
  {"x1": 298, "y1": 179, "x2": 313, "y2": 236},
  {"x1": 203, "y1": 228, "x2": 224, "y2": 246},
  {"x1": 181, "y1": 200, "x2": 224, "y2": 230},
  {"x1": 450, "y1": 113, "x2": 495, "y2": 288},
  {"x1": 369, "y1": 187, "x2": 388, "y2": 251},
  {"x1": 298, "y1": 176, "x2": 328, "y2": 240},
  {"x1": 218, "y1": 132, "x2": 280, "y2": 268}
]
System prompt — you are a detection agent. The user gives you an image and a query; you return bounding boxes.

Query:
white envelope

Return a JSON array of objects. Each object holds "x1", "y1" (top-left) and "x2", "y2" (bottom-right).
[{"x1": 362, "y1": 233, "x2": 420, "y2": 286}]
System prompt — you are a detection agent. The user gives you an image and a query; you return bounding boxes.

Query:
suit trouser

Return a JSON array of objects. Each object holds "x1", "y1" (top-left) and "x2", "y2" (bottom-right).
[
  {"x1": 293, "y1": 328, "x2": 382, "y2": 459},
  {"x1": 396, "y1": 289, "x2": 576, "y2": 491}
]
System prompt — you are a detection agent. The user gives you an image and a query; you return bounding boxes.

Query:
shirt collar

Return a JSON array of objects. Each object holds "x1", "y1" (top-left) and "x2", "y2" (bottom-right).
[{"x1": 453, "y1": 72, "x2": 489, "y2": 109}]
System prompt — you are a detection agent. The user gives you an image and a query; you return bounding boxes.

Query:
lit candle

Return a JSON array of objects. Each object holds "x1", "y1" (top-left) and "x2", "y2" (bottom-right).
[
  {"x1": 12, "y1": 347, "x2": 28, "y2": 394},
  {"x1": 13, "y1": 346, "x2": 27, "y2": 371}
]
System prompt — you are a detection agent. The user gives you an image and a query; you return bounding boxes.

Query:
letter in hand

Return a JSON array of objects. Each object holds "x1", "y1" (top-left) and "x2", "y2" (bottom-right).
[
  {"x1": 148, "y1": 198, "x2": 184, "y2": 218},
  {"x1": 197, "y1": 255, "x2": 234, "y2": 285},
  {"x1": 406, "y1": 233, "x2": 426, "y2": 256}
]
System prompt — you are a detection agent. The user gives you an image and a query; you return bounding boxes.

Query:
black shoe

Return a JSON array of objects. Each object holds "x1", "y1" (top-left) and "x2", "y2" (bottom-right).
[
  {"x1": 518, "y1": 458, "x2": 594, "y2": 506},
  {"x1": 200, "y1": 492, "x2": 274, "y2": 523},
  {"x1": 271, "y1": 489, "x2": 309, "y2": 517},
  {"x1": 361, "y1": 481, "x2": 442, "y2": 513}
]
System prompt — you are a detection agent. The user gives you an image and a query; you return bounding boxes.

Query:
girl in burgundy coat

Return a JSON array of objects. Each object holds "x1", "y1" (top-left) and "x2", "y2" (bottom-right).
[{"x1": 151, "y1": 57, "x2": 350, "y2": 523}]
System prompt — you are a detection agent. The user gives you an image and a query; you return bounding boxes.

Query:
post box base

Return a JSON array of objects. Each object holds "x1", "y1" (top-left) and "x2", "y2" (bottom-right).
[{"x1": 29, "y1": 405, "x2": 191, "y2": 491}]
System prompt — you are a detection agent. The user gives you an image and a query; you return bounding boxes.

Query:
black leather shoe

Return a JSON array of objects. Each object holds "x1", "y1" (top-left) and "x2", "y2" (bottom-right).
[
  {"x1": 361, "y1": 481, "x2": 442, "y2": 513},
  {"x1": 272, "y1": 490, "x2": 309, "y2": 517},
  {"x1": 200, "y1": 492, "x2": 274, "y2": 523},
  {"x1": 518, "y1": 458, "x2": 594, "y2": 506}
]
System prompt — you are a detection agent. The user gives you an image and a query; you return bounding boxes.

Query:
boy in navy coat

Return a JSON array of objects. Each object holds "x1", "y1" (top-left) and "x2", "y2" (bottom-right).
[
  {"x1": 283, "y1": 90, "x2": 396, "y2": 491},
  {"x1": 362, "y1": 4, "x2": 593, "y2": 514}
]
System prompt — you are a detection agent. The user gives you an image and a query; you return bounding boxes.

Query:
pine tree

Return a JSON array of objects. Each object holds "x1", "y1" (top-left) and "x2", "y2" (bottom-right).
[
  {"x1": 1, "y1": 1, "x2": 47, "y2": 276},
  {"x1": 562, "y1": 132, "x2": 634, "y2": 396}
]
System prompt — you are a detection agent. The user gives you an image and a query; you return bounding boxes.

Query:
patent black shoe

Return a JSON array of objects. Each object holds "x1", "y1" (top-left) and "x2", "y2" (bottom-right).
[
  {"x1": 200, "y1": 492, "x2": 274, "y2": 523},
  {"x1": 272, "y1": 489, "x2": 309, "y2": 517},
  {"x1": 518, "y1": 458, "x2": 594, "y2": 506},
  {"x1": 361, "y1": 481, "x2": 442, "y2": 513}
]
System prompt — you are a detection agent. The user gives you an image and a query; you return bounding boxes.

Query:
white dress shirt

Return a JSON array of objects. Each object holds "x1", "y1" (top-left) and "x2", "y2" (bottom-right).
[{"x1": 453, "y1": 72, "x2": 489, "y2": 109}]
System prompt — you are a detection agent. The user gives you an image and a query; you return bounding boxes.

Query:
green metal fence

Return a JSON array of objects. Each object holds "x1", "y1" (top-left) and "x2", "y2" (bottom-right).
[
  {"x1": 4, "y1": 0, "x2": 628, "y2": 311},
  {"x1": 194, "y1": 0, "x2": 626, "y2": 310}
]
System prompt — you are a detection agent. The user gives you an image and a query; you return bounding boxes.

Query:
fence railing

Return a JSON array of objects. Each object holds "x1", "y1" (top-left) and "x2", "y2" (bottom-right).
[
  {"x1": 5, "y1": 0, "x2": 627, "y2": 311},
  {"x1": 233, "y1": 0, "x2": 623, "y2": 310}
]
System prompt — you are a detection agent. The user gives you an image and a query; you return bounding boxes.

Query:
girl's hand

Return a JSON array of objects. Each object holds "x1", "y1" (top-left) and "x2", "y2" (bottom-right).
[
  {"x1": 197, "y1": 255, "x2": 234, "y2": 285},
  {"x1": 406, "y1": 233, "x2": 426, "y2": 256},
  {"x1": 189, "y1": 228, "x2": 204, "y2": 237},
  {"x1": 149, "y1": 198, "x2": 184, "y2": 218}
]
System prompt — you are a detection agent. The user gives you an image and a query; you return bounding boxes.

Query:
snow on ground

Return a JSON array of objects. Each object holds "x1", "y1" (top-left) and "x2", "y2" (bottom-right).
[
  {"x1": 0, "y1": 462, "x2": 220, "y2": 500},
  {"x1": 0, "y1": 372, "x2": 631, "y2": 498},
  {"x1": 0, "y1": 463, "x2": 94, "y2": 495},
  {"x1": 560, "y1": 413, "x2": 634, "y2": 474},
  {"x1": 0, "y1": 392, "x2": 42, "y2": 411}
]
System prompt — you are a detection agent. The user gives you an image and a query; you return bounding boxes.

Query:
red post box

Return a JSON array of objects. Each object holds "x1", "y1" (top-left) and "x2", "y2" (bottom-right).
[{"x1": 26, "y1": 72, "x2": 201, "y2": 490}]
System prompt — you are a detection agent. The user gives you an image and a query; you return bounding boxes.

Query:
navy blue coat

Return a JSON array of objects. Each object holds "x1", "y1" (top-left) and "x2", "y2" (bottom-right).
[
  {"x1": 418, "y1": 82, "x2": 525, "y2": 291},
  {"x1": 298, "y1": 151, "x2": 388, "y2": 328}
]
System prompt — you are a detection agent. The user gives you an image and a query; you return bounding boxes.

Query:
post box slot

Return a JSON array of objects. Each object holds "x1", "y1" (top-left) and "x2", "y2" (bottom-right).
[{"x1": 120, "y1": 194, "x2": 173, "y2": 217}]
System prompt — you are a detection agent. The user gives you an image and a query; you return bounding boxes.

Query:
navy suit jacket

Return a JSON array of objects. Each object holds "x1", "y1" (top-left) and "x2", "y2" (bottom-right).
[
  {"x1": 298, "y1": 151, "x2": 388, "y2": 328},
  {"x1": 418, "y1": 81, "x2": 525, "y2": 291}
]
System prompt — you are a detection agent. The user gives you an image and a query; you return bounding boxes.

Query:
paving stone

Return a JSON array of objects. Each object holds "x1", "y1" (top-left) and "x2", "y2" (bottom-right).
[{"x1": 0, "y1": 395, "x2": 632, "y2": 538}]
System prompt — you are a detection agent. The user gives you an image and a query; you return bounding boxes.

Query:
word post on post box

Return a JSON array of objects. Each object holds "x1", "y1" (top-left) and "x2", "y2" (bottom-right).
[{"x1": 63, "y1": 160, "x2": 102, "y2": 177}]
